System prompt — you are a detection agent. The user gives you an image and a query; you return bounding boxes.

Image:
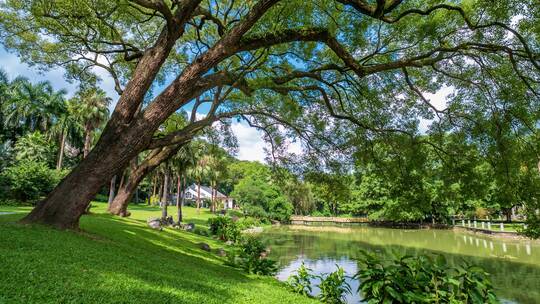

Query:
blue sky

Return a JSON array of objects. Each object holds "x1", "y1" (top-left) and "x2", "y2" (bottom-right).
[{"x1": 0, "y1": 47, "x2": 273, "y2": 162}]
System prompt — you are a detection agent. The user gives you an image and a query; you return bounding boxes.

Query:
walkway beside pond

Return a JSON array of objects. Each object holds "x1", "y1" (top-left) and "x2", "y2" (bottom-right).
[{"x1": 290, "y1": 216, "x2": 368, "y2": 225}]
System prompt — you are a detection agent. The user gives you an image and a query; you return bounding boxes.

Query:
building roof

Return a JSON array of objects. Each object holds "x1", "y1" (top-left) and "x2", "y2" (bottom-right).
[{"x1": 186, "y1": 184, "x2": 228, "y2": 198}]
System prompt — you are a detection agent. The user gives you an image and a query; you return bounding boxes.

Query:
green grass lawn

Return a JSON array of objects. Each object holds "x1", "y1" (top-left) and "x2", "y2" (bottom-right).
[{"x1": 0, "y1": 202, "x2": 315, "y2": 304}]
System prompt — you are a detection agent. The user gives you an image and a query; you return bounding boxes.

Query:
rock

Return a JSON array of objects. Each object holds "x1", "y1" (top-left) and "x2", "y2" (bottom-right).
[
  {"x1": 217, "y1": 248, "x2": 227, "y2": 257},
  {"x1": 147, "y1": 218, "x2": 162, "y2": 231},
  {"x1": 242, "y1": 226, "x2": 264, "y2": 234},
  {"x1": 147, "y1": 217, "x2": 160, "y2": 223},
  {"x1": 182, "y1": 223, "x2": 195, "y2": 231},
  {"x1": 199, "y1": 242, "x2": 211, "y2": 252},
  {"x1": 161, "y1": 216, "x2": 174, "y2": 226},
  {"x1": 231, "y1": 216, "x2": 239, "y2": 222},
  {"x1": 225, "y1": 240, "x2": 234, "y2": 246},
  {"x1": 270, "y1": 219, "x2": 280, "y2": 226}
]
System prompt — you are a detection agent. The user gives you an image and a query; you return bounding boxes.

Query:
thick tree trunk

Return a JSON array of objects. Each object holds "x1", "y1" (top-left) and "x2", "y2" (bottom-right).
[
  {"x1": 118, "y1": 170, "x2": 126, "y2": 190},
  {"x1": 108, "y1": 181, "x2": 137, "y2": 217},
  {"x1": 20, "y1": 143, "x2": 132, "y2": 228},
  {"x1": 56, "y1": 130, "x2": 66, "y2": 170},
  {"x1": 504, "y1": 208, "x2": 512, "y2": 222},
  {"x1": 20, "y1": 105, "x2": 162, "y2": 228}
]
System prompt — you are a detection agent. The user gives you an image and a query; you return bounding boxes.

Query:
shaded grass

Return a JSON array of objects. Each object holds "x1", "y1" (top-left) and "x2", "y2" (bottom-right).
[{"x1": 0, "y1": 203, "x2": 315, "y2": 304}]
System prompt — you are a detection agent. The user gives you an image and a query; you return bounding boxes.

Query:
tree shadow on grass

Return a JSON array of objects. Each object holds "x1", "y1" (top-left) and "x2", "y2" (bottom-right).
[{"x1": 0, "y1": 214, "x2": 315, "y2": 304}]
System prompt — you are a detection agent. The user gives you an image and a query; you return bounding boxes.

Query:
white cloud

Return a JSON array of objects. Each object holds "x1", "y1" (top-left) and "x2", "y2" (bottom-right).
[
  {"x1": 419, "y1": 86, "x2": 453, "y2": 133},
  {"x1": 229, "y1": 119, "x2": 306, "y2": 163},
  {"x1": 230, "y1": 120, "x2": 267, "y2": 162},
  {"x1": 424, "y1": 85, "x2": 452, "y2": 111}
]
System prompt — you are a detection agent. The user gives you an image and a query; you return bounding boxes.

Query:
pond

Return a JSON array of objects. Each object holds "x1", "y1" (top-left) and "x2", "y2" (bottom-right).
[{"x1": 260, "y1": 225, "x2": 540, "y2": 304}]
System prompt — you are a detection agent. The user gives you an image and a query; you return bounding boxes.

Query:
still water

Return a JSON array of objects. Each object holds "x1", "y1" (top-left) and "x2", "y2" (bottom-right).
[{"x1": 260, "y1": 225, "x2": 540, "y2": 304}]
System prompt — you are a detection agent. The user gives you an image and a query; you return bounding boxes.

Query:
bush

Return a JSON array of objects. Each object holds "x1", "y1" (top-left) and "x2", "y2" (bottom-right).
[
  {"x1": 226, "y1": 236, "x2": 277, "y2": 276},
  {"x1": 356, "y1": 252, "x2": 498, "y2": 304},
  {"x1": 317, "y1": 266, "x2": 351, "y2": 304},
  {"x1": 287, "y1": 264, "x2": 351, "y2": 303},
  {"x1": 208, "y1": 216, "x2": 240, "y2": 242},
  {"x1": 242, "y1": 204, "x2": 268, "y2": 219},
  {"x1": 193, "y1": 227, "x2": 210, "y2": 237},
  {"x1": 236, "y1": 217, "x2": 262, "y2": 230},
  {"x1": 0, "y1": 160, "x2": 65, "y2": 202},
  {"x1": 267, "y1": 195, "x2": 293, "y2": 222},
  {"x1": 287, "y1": 262, "x2": 313, "y2": 297}
]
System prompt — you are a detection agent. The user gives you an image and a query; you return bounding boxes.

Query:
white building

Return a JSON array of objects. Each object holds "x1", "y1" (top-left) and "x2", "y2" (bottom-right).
[{"x1": 184, "y1": 184, "x2": 235, "y2": 209}]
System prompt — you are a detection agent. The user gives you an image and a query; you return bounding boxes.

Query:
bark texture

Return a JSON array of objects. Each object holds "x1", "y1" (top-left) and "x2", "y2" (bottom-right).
[{"x1": 108, "y1": 145, "x2": 182, "y2": 216}]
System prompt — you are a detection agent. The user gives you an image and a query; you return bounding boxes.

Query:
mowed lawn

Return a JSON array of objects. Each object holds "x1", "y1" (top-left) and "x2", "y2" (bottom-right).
[{"x1": 0, "y1": 202, "x2": 315, "y2": 304}]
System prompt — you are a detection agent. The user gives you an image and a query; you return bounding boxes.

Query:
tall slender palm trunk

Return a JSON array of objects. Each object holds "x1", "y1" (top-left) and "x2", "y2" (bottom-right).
[
  {"x1": 176, "y1": 173, "x2": 182, "y2": 223},
  {"x1": 83, "y1": 124, "x2": 92, "y2": 158},
  {"x1": 197, "y1": 181, "x2": 201, "y2": 214},
  {"x1": 107, "y1": 175, "x2": 117, "y2": 208},
  {"x1": 151, "y1": 175, "x2": 158, "y2": 205},
  {"x1": 56, "y1": 130, "x2": 67, "y2": 170},
  {"x1": 161, "y1": 171, "x2": 169, "y2": 219}
]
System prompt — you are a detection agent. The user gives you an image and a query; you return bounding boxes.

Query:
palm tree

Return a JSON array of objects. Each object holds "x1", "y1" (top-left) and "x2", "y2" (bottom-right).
[
  {"x1": 207, "y1": 154, "x2": 228, "y2": 213},
  {"x1": 72, "y1": 87, "x2": 111, "y2": 158},
  {"x1": 48, "y1": 99, "x2": 83, "y2": 170},
  {"x1": 0, "y1": 68, "x2": 9, "y2": 139},
  {"x1": 189, "y1": 154, "x2": 212, "y2": 213},
  {"x1": 172, "y1": 143, "x2": 198, "y2": 223},
  {"x1": 4, "y1": 77, "x2": 67, "y2": 136}
]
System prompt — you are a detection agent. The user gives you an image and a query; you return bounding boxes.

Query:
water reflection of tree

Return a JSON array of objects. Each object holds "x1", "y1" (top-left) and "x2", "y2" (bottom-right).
[{"x1": 262, "y1": 227, "x2": 540, "y2": 304}]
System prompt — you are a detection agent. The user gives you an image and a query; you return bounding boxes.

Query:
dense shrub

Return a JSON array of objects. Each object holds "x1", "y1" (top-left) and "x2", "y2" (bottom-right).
[
  {"x1": 287, "y1": 253, "x2": 497, "y2": 304},
  {"x1": 236, "y1": 217, "x2": 262, "y2": 230},
  {"x1": 208, "y1": 216, "x2": 240, "y2": 242},
  {"x1": 13, "y1": 132, "x2": 57, "y2": 167},
  {"x1": 287, "y1": 264, "x2": 351, "y2": 304},
  {"x1": 267, "y1": 195, "x2": 293, "y2": 222},
  {"x1": 0, "y1": 160, "x2": 65, "y2": 202},
  {"x1": 226, "y1": 236, "x2": 277, "y2": 276},
  {"x1": 242, "y1": 204, "x2": 268, "y2": 219},
  {"x1": 192, "y1": 227, "x2": 210, "y2": 237},
  {"x1": 317, "y1": 266, "x2": 351, "y2": 304},
  {"x1": 356, "y1": 252, "x2": 498, "y2": 304},
  {"x1": 287, "y1": 262, "x2": 313, "y2": 297},
  {"x1": 231, "y1": 176, "x2": 293, "y2": 222}
]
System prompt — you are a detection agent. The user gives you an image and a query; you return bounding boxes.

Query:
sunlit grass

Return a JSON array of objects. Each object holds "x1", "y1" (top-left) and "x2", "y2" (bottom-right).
[{"x1": 0, "y1": 202, "x2": 316, "y2": 304}]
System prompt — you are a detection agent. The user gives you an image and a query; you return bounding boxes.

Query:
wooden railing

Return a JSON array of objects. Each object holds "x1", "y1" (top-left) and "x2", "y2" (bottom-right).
[{"x1": 290, "y1": 216, "x2": 369, "y2": 224}]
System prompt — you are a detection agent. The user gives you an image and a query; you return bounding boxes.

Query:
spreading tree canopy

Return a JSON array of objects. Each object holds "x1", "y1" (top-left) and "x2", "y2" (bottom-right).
[{"x1": 0, "y1": 0, "x2": 538, "y2": 228}]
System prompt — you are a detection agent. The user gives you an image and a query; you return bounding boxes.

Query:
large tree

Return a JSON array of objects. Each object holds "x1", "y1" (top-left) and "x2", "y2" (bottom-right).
[{"x1": 0, "y1": 0, "x2": 538, "y2": 228}]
